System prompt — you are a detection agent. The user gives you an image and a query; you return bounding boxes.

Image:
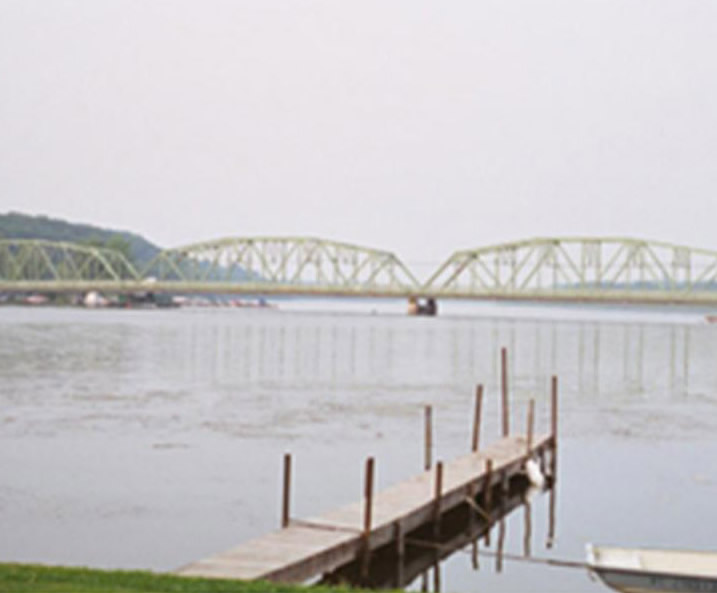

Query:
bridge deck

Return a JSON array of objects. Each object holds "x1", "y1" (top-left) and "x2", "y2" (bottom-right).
[{"x1": 176, "y1": 433, "x2": 553, "y2": 584}]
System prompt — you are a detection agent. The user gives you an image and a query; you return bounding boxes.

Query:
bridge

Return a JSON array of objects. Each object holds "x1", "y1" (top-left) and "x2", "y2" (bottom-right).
[{"x1": 2, "y1": 236, "x2": 717, "y2": 305}]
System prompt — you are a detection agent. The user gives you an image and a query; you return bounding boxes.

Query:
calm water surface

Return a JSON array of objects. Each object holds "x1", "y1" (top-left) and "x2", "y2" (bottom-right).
[{"x1": 1, "y1": 304, "x2": 717, "y2": 592}]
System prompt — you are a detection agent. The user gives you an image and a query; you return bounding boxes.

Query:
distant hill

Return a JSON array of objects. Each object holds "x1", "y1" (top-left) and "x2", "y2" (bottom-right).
[{"x1": 0, "y1": 212, "x2": 161, "y2": 268}]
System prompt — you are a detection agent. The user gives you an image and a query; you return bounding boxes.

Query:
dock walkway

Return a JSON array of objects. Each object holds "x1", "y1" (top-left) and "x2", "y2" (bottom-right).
[{"x1": 177, "y1": 433, "x2": 554, "y2": 584}]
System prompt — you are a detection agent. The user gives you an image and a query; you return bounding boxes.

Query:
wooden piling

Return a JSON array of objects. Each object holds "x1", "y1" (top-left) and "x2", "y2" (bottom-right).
[
  {"x1": 472, "y1": 384, "x2": 483, "y2": 453},
  {"x1": 433, "y1": 461, "x2": 443, "y2": 538},
  {"x1": 363, "y1": 456, "x2": 375, "y2": 535},
  {"x1": 497, "y1": 470, "x2": 508, "y2": 572},
  {"x1": 395, "y1": 521, "x2": 404, "y2": 559},
  {"x1": 483, "y1": 458, "x2": 493, "y2": 546},
  {"x1": 551, "y1": 375, "x2": 558, "y2": 478},
  {"x1": 281, "y1": 453, "x2": 292, "y2": 528},
  {"x1": 433, "y1": 559, "x2": 441, "y2": 593},
  {"x1": 523, "y1": 501, "x2": 532, "y2": 557},
  {"x1": 548, "y1": 375, "x2": 558, "y2": 549},
  {"x1": 361, "y1": 456, "x2": 375, "y2": 580},
  {"x1": 394, "y1": 521, "x2": 405, "y2": 587},
  {"x1": 468, "y1": 481, "x2": 479, "y2": 571},
  {"x1": 424, "y1": 405, "x2": 433, "y2": 471},
  {"x1": 496, "y1": 519, "x2": 505, "y2": 573},
  {"x1": 526, "y1": 399, "x2": 535, "y2": 456},
  {"x1": 548, "y1": 485, "x2": 556, "y2": 549},
  {"x1": 467, "y1": 483, "x2": 476, "y2": 532},
  {"x1": 501, "y1": 348, "x2": 509, "y2": 436}
]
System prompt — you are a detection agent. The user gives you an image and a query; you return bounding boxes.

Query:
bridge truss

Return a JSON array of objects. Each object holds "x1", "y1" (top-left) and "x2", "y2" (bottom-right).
[
  {"x1": 424, "y1": 237, "x2": 717, "y2": 303},
  {"x1": 143, "y1": 236, "x2": 420, "y2": 296},
  {"x1": 3, "y1": 236, "x2": 717, "y2": 305},
  {"x1": 0, "y1": 239, "x2": 140, "y2": 287}
]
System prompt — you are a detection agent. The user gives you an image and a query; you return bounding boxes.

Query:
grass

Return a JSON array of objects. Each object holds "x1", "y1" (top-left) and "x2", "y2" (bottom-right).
[{"x1": 0, "y1": 563, "x2": 360, "y2": 593}]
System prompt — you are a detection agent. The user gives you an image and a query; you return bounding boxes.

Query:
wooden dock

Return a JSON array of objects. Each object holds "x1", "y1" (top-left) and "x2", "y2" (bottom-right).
[
  {"x1": 177, "y1": 353, "x2": 558, "y2": 585},
  {"x1": 176, "y1": 433, "x2": 555, "y2": 584}
]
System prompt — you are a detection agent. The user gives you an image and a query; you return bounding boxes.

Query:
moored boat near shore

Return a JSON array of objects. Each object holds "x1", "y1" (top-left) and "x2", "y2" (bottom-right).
[{"x1": 586, "y1": 544, "x2": 717, "y2": 593}]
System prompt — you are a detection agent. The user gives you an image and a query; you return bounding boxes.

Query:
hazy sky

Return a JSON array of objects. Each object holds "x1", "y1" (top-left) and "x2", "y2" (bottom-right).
[{"x1": 1, "y1": 1, "x2": 716, "y2": 270}]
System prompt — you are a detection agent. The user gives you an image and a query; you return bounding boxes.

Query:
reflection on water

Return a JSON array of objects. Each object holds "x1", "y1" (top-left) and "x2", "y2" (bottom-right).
[
  {"x1": 1, "y1": 310, "x2": 697, "y2": 398},
  {"x1": 1, "y1": 311, "x2": 706, "y2": 446},
  {"x1": 1, "y1": 306, "x2": 717, "y2": 592}
]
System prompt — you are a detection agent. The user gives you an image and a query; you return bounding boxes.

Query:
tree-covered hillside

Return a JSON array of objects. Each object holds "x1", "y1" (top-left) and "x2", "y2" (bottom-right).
[{"x1": 0, "y1": 212, "x2": 161, "y2": 267}]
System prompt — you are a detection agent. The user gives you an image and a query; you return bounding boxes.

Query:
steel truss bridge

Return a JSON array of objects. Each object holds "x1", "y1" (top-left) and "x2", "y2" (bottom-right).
[{"x1": 2, "y1": 236, "x2": 717, "y2": 305}]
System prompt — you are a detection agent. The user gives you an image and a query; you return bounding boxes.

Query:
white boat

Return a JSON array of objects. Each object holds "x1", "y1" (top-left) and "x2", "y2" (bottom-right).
[{"x1": 586, "y1": 544, "x2": 717, "y2": 593}]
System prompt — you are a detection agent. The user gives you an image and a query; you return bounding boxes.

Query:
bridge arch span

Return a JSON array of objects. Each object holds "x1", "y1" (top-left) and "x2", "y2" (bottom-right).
[
  {"x1": 144, "y1": 236, "x2": 420, "y2": 296},
  {"x1": 423, "y1": 236, "x2": 717, "y2": 302},
  {"x1": 0, "y1": 239, "x2": 140, "y2": 284}
]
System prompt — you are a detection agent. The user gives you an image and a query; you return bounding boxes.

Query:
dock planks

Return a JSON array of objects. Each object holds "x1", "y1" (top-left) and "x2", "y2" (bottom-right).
[{"x1": 176, "y1": 433, "x2": 554, "y2": 584}]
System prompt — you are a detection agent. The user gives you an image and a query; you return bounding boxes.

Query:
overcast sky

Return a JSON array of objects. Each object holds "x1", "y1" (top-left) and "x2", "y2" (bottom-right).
[{"x1": 1, "y1": 1, "x2": 716, "y2": 272}]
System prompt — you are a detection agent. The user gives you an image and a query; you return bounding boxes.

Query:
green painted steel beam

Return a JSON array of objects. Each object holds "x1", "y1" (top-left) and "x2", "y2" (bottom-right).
[
  {"x1": 424, "y1": 236, "x2": 717, "y2": 299},
  {"x1": 142, "y1": 236, "x2": 420, "y2": 291},
  {"x1": 0, "y1": 239, "x2": 141, "y2": 282},
  {"x1": 4, "y1": 280, "x2": 717, "y2": 306},
  {"x1": 3, "y1": 236, "x2": 717, "y2": 306}
]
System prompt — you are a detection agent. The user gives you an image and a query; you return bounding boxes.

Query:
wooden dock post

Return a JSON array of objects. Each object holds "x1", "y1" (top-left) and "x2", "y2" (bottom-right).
[
  {"x1": 526, "y1": 399, "x2": 535, "y2": 456},
  {"x1": 394, "y1": 521, "x2": 405, "y2": 587},
  {"x1": 433, "y1": 461, "x2": 443, "y2": 538},
  {"x1": 281, "y1": 453, "x2": 292, "y2": 528},
  {"x1": 524, "y1": 501, "x2": 532, "y2": 557},
  {"x1": 468, "y1": 482, "x2": 479, "y2": 570},
  {"x1": 433, "y1": 560, "x2": 441, "y2": 593},
  {"x1": 472, "y1": 384, "x2": 483, "y2": 453},
  {"x1": 424, "y1": 405, "x2": 433, "y2": 471},
  {"x1": 496, "y1": 519, "x2": 505, "y2": 573},
  {"x1": 421, "y1": 405, "x2": 432, "y2": 593},
  {"x1": 551, "y1": 375, "x2": 558, "y2": 477},
  {"x1": 501, "y1": 347, "x2": 509, "y2": 436},
  {"x1": 548, "y1": 487, "x2": 556, "y2": 549},
  {"x1": 483, "y1": 458, "x2": 493, "y2": 546},
  {"x1": 548, "y1": 375, "x2": 558, "y2": 549},
  {"x1": 364, "y1": 456, "x2": 375, "y2": 534},
  {"x1": 394, "y1": 521, "x2": 404, "y2": 559},
  {"x1": 361, "y1": 456, "x2": 375, "y2": 580},
  {"x1": 467, "y1": 482, "x2": 476, "y2": 533}
]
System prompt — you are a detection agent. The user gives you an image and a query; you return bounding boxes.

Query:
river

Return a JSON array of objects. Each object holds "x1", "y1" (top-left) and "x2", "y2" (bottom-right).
[{"x1": 1, "y1": 303, "x2": 716, "y2": 592}]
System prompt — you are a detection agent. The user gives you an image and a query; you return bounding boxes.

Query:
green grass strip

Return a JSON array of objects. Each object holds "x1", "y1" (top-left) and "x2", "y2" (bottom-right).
[{"x1": 0, "y1": 563, "x2": 361, "y2": 593}]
